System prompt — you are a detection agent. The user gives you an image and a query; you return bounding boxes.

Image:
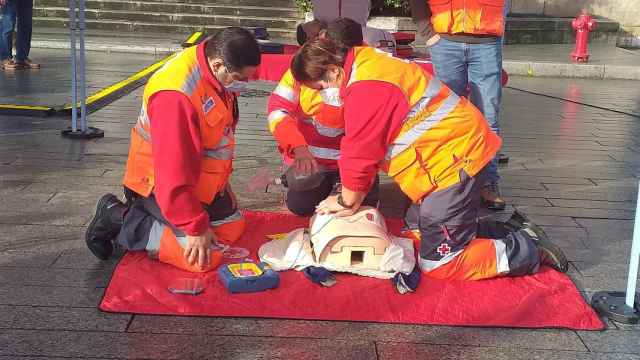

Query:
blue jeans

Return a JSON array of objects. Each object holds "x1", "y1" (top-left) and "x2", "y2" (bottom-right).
[
  {"x1": 1, "y1": 0, "x2": 33, "y2": 62},
  {"x1": 428, "y1": 38, "x2": 502, "y2": 186}
]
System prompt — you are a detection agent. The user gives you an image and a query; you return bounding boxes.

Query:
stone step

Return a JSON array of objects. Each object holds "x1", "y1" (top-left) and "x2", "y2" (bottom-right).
[
  {"x1": 35, "y1": 0, "x2": 298, "y2": 8},
  {"x1": 36, "y1": 8, "x2": 299, "y2": 30},
  {"x1": 32, "y1": 17, "x2": 297, "y2": 41},
  {"x1": 368, "y1": 15, "x2": 621, "y2": 45},
  {"x1": 35, "y1": 0, "x2": 301, "y2": 19}
]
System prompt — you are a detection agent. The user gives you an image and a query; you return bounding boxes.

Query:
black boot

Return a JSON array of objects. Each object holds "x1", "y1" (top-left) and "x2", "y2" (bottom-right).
[
  {"x1": 85, "y1": 194, "x2": 126, "y2": 260},
  {"x1": 520, "y1": 225, "x2": 569, "y2": 273}
]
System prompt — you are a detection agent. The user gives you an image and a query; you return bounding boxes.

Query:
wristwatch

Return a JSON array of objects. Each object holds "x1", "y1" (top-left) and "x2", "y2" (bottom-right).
[{"x1": 337, "y1": 193, "x2": 354, "y2": 209}]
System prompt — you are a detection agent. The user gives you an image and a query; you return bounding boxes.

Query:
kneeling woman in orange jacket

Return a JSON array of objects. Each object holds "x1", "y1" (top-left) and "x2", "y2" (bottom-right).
[
  {"x1": 84, "y1": 28, "x2": 261, "y2": 272},
  {"x1": 292, "y1": 38, "x2": 568, "y2": 280}
]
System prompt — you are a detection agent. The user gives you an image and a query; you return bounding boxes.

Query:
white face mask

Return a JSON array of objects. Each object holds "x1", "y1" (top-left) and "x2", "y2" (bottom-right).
[
  {"x1": 224, "y1": 80, "x2": 248, "y2": 93},
  {"x1": 319, "y1": 87, "x2": 342, "y2": 107}
]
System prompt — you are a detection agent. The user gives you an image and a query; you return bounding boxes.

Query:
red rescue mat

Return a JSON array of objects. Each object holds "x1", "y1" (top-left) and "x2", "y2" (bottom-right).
[{"x1": 100, "y1": 211, "x2": 604, "y2": 330}]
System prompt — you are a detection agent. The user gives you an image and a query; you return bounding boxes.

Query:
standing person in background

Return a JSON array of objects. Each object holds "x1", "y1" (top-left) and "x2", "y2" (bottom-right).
[
  {"x1": 0, "y1": 0, "x2": 39, "y2": 70},
  {"x1": 311, "y1": 0, "x2": 397, "y2": 55},
  {"x1": 410, "y1": 0, "x2": 506, "y2": 210}
]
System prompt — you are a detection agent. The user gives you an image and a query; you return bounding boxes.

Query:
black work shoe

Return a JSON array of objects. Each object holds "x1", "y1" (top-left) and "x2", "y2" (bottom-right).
[
  {"x1": 85, "y1": 194, "x2": 126, "y2": 260},
  {"x1": 481, "y1": 183, "x2": 506, "y2": 211},
  {"x1": 498, "y1": 153, "x2": 509, "y2": 165},
  {"x1": 504, "y1": 209, "x2": 541, "y2": 231},
  {"x1": 521, "y1": 226, "x2": 569, "y2": 273}
]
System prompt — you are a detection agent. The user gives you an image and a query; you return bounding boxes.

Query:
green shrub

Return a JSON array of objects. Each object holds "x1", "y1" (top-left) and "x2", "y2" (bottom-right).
[
  {"x1": 295, "y1": 0, "x2": 312, "y2": 13},
  {"x1": 294, "y1": 0, "x2": 410, "y2": 16}
]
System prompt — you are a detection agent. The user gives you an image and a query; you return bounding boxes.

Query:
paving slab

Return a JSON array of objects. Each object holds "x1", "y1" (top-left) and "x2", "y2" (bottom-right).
[
  {"x1": 0, "y1": 266, "x2": 109, "y2": 287},
  {"x1": 0, "y1": 48, "x2": 162, "y2": 107},
  {"x1": 128, "y1": 316, "x2": 586, "y2": 351},
  {"x1": 0, "y1": 329, "x2": 376, "y2": 360},
  {"x1": 376, "y1": 342, "x2": 640, "y2": 360},
  {"x1": 0, "y1": 305, "x2": 130, "y2": 332},
  {"x1": 0, "y1": 284, "x2": 102, "y2": 307},
  {"x1": 578, "y1": 329, "x2": 640, "y2": 354}
]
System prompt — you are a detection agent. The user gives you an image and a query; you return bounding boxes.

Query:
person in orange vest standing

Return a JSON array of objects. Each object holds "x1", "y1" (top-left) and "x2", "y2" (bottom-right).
[
  {"x1": 84, "y1": 27, "x2": 261, "y2": 272},
  {"x1": 291, "y1": 38, "x2": 568, "y2": 280},
  {"x1": 269, "y1": 18, "x2": 379, "y2": 216},
  {"x1": 410, "y1": 0, "x2": 507, "y2": 210}
]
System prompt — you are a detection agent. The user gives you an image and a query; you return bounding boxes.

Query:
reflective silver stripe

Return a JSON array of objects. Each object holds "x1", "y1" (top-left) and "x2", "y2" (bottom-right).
[
  {"x1": 302, "y1": 118, "x2": 344, "y2": 138},
  {"x1": 268, "y1": 109, "x2": 289, "y2": 128},
  {"x1": 181, "y1": 66, "x2": 202, "y2": 95},
  {"x1": 273, "y1": 84, "x2": 298, "y2": 102},
  {"x1": 268, "y1": 109, "x2": 289, "y2": 121},
  {"x1": 418, "y1": 249, "x2": 463, "y2": 272},
  {"x1": 347, "y1": 60, "x2": 358, "y2": 86},
  {"x1": 138, "y1": 105, "x2": 150, "y2": 127},
  {"x1": 145, "y1": 220, "x2": 165, "y2": 252},
  {"x1": 386, "y1": 92, "x2": 460, "y2": 160},
  {"x1": 210, "y1": 209, "x2": 243, "y2": 227},
  {"x1": 204, "y1": 147, "x2": 234, "y2": 160},
  {"x1": 404, "y1": 80, "x2": 442, "y2": 122},
  {"x1": 136, "y1": 120, "x2": 233, "y2": 160},
  {"x1": 135, "y1": 122, "x2": 151, "y2": 142},
  {"x1": 493, "y1": 239, "x2": 510, "y2": 274},
  {"x1": 217, "y1": 134, "x2": 232, "y2": 148},
  {"x1": 308, "y1": 145, "x2": 340, "y2": 160},
  {"x1": 175, "y1": 235, "x2": 188, "y2": 248}
]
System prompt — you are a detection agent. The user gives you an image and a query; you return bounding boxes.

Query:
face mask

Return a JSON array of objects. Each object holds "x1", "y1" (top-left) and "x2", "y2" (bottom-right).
[
  {"x1": 224, "y1": 80, "x2": 248, "y2": 93},
  {"x1": 319, "y1": 87, "x2": 342, "y2": 107}
]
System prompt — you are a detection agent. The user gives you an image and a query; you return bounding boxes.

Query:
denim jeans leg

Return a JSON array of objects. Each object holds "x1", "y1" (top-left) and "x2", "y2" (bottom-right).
[
  {"x1": 427, "y1": 38, "x2": 468, "y2": 96},
  {"x1": 467, "y1": 41, "x2": 503, "y2": 186},
  {"x1": 14, "y1": 0, "x2": 32, "y2": 61},
  {"x1": 0, "y1": 0, "x2": 17, "y2": 61}
]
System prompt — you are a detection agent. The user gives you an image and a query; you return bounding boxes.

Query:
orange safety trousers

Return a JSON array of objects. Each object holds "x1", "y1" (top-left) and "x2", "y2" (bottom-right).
[
  {"x1": 404, "y1": 231, "x2": 503, "y2": 281},
  {"x1": 154, "y1": 216, "x2": 246, "y2": 273}
]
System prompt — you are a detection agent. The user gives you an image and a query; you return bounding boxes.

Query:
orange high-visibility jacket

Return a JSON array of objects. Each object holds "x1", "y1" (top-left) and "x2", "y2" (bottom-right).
[
  {"x1": 267, "y1": 69, "x2": 344, "y2": 168},
  {"x1": 123, "y1": 45, "x2": 236, "y2": 204},
  {"x1": 428, "y1": 0, "x2": 505, "y2": 37},
  {"x1": 347, "y1": 47, "x2": 501, "y2": 202}
]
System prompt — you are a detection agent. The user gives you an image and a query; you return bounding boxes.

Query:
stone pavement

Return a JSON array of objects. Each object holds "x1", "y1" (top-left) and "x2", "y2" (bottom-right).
[
  {"x1": 0, "y1": 48, "x2": 162, "y2": 107},
  {"x1": 1, "y1": 49, "x2": 640, "y2": 358}
]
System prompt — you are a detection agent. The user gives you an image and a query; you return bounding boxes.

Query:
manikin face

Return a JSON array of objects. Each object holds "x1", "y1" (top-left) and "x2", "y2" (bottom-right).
[{"x1": 305, "y1": 64, "x2": 344, "y2": 90}]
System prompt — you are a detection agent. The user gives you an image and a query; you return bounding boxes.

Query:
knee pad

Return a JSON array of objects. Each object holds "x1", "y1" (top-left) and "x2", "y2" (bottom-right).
[
  {"x1": 157, "y1": 226, "x2": 223, "y2": 273},
  {"x1": 211, "y1": 210, "x2": 246, "y2": 244}
]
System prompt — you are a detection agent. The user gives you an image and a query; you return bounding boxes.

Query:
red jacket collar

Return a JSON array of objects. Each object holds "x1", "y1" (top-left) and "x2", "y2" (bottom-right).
[{"x1": 196, "y1": 41, "x2": 223, "y2": 93}]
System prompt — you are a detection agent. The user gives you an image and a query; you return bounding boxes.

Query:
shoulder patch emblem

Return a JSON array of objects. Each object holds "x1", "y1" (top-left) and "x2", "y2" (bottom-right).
[{"x1": 202, "y1": 96, "x2": 215, "y2": 114}]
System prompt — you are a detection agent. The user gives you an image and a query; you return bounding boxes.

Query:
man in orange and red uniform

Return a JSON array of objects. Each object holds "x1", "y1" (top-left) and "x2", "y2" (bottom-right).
[
  {"x1": 410, "y1": 0, "x2": 507, "y2": 210},
  {"x1": 268, "y1": 18, "x2": 379, "y2": 216},
  {"x1": 84, "y1": 27, "x2": 260, "y2": 272},
  {"x1": 292, "y1": 38, "x2": 568, "y2": 280}
]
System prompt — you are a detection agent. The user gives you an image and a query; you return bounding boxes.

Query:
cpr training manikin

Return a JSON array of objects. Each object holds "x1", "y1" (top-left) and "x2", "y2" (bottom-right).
[{"x1": 258, "y1": 207, "x2": 415, "y2": 279}]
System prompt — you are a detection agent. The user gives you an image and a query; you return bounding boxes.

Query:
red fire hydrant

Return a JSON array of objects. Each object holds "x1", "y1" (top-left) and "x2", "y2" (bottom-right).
[{"x1": 571, "y1": 10, "x2": 597, "y2": 63}]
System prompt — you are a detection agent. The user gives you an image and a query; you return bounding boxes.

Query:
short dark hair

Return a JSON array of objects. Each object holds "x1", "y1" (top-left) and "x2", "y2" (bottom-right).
[
  {"x1": 296, "y1": 19, "x2": 328, "y2": 46},
  {"x1": 326, "y1": 17, "x2": 363, "y2": 48},
  {"x1": 205, "y1": 27, "x2": 261, "y2": 72}
]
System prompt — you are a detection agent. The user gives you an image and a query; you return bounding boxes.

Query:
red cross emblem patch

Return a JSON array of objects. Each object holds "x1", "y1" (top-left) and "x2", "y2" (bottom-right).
[{"x1": 437, "y1": 243, "x2": 451, "y2": 256}]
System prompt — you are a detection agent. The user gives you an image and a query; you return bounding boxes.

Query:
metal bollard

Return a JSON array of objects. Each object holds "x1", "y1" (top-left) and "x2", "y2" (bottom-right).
[{"x1": 591, "y1": 180, "x2": 640, "y2": 324}]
